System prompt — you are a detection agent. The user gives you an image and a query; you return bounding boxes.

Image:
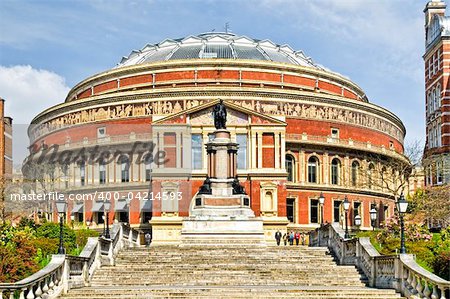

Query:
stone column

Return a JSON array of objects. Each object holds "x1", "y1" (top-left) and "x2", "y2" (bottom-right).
[
  {"x1": 257, "y1": 132, "x2": 263, "y2": 168},
  {"x1": 275, "y1": 132, "x2": 280, "y2": 169},
  {"x1": 251, "y1": 131, "x2": 257, "y2": 170}
]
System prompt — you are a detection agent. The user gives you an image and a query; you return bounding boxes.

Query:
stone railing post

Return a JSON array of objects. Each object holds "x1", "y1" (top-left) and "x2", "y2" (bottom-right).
[
  {"x1": 82, "y1": 259, "x2": 88, "y2": 284},
  {"x1": 108, "y1": 240, "x2": 114, "y2": 266},
  {"x1": 62, "y1": 257, "x2": 69, "y2": 294}
]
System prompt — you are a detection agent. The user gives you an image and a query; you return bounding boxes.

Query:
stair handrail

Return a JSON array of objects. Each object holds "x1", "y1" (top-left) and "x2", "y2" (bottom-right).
[
  {"x1": 0, "y1": 222, "x2": 141, "y2": 299},
  {"x1": 309, "y1": 223, "x2": 450, "y2": 299}
]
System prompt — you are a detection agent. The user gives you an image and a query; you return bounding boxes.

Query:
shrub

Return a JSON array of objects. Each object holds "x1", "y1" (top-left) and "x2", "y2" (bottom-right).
[
  {"x1": 36, "y1": 222, "x2": 76, "y2": 252},
  {"x1": 0, "y1": 231, "x2": 39, "y2": 283},
  {"x1": 432, "y1": 250, "x2": 450, "y2": 280},
  {"x1": 75, "y1": 228, "x2": 99, "y2": 249}
]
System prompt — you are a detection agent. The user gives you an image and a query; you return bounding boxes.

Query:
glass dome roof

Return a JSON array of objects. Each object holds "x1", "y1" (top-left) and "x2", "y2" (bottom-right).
[{"x1": 116, "y1": 32, "x2": 327, "y2": 71}]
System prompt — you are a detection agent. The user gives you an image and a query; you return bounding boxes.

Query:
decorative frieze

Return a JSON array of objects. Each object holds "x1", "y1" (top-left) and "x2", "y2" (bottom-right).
[{"x1": 30, "y1": 98, "x2": 404, "y2": 143}]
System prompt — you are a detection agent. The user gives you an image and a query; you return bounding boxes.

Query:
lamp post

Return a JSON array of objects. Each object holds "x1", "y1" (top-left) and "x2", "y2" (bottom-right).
[
  {"x1": 354, "y1": 215, "x2": 361, "y2": 232},
  {"x1": 343, "y1": 196, "x2": 350, "y2": 239},
  {"x1": 55, "y1": 200, "x2": 67, "y2": 254},
  {"x1": 318, "y1": 192, "x2": 325, "y2": 246},
  {"x1": 104, "y1": 201, "x2": 111, "y2": 239},
  {"x1": 396, "y1": 193, "x2": 408, "y2": 254},
  {"x1": 370, "y1": 206, "x2": 377, "y2": 231},
  {"x1": 318, "y1": 192, "x2": 325, "y2": 226}
]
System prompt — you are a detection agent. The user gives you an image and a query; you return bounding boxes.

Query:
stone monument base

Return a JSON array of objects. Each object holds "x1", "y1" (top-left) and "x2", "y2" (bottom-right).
[{"x1": 180, "y1": 216, "x2": 266, "y2": 247}]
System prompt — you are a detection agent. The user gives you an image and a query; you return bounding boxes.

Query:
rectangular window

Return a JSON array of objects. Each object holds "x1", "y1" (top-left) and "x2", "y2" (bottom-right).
[
  {"x1": 333, "y1": 200, "x2": 342, "y2": 223},
  {"x1": 438, "y1": 49, "x2": 441, "y2": 70},
  {"x1": 191, "y1": 134, "x2": 202, "y2": 170},
  {"x1": 310, "y1": 199, "x2": 319, "y2": 224},
  {"x1": 353, "y1": 202, "x2": 361, "y2": 226},
  {"x1": 353, "y1": 202, "x2": 361, "y2": 217},
  {"x1": 286, "y1": 198, "x2": 295, "y2": 223},
  {"x1": 331, "y1": 128, "x2": 339, "y2": 139},
  {"x1": 97, "y1": 127, "x2": 106, "y2": 138},
  {"x1": 236, "y1": 134, "x2": 247, "y2": 170}
]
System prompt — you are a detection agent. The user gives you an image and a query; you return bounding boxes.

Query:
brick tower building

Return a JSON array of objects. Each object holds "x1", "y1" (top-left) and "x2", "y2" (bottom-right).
[
  {"x1": 423, "y1": 0, "x2": 450, "y2": 186},
  {"x1": 0, "y1": 98, "x2": 13, "y2": 220}
]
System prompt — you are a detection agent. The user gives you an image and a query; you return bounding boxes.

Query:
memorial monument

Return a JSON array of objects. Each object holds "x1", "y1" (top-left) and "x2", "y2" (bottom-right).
[{"x1": 180, "y1": 100, "x2": 266, "y2": 246}]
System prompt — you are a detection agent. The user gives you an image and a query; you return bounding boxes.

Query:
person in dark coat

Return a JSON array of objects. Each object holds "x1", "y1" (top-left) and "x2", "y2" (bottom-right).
[
  {"x1": 282, "y1": 233, "x2": 288, "y2": 246},
  {"x1": 275, "y1": 230, "x2": 282, "y2": 246}
]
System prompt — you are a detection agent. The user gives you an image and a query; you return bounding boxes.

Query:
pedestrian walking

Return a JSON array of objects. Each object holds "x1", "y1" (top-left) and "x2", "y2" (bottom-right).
[
  {"x1": 283, "y1": 233, "x2": 288, "y2": 246},
  {"x1": 289, "y1": 231, "x2": 294, "y2": 245},
  {"x1": 275, "y1": 230, "x2": 282, "y2": 246},
  {"x1": 295, "y1": 231, "x2": 300, "y2": 246}
]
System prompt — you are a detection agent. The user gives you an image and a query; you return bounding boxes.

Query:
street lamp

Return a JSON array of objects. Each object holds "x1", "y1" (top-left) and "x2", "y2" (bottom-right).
[
  {"x1": 104, "y1": 201, "x2": 111, "y2": 239},
  {"x1": 370, "y1": 206, "x2": 377, "y2": 231},
  {"x1": 317, "y1": 192, "x2": 325, "y2": 246},
  {"x1": 318, "y1": 192, "x2": 325, "y2": 226},
  {"x1": 55, "y1": 200, "x2": 67, "y2": 254},
  {"x1": 396, "y1": 193, "x2": 408, "y2": 254},
  {"x1": 343, "y1": 196, "x2": 350, "y2": 239},
  {"x1": 354, "y1": 215, "x2": 362, "y2": 231}
]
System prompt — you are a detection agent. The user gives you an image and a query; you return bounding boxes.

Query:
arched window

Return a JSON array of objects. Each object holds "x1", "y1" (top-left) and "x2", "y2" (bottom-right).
[
  {"x1": 368, "y1": 163, "x2": 375, "y2": 189},
  {"x1": 331, "y1": 158, "x2": 341, "y2": 185},
  {"x1": 119, "y1": 155, "x2": 130, "y2": 183},
  {"x1": 286, "y1": 155, "x2": 295, "y2": 182},
  {"x1": 308, "y1": 156, "x2": 319, "y2": 183},
  {"x1": 351, "y1": 161, "x2": 359, "y2": 187},
  {"x1": 79, "y1": 161, "x2": 86, "y2": 186},
  {"x1": 99, "y1": 159, "x2": 106, "y2": 184}
]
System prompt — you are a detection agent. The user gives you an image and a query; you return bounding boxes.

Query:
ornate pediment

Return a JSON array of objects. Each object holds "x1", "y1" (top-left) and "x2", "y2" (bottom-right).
[{"x1": 152, "y1": 99, "x2": 286, "y2": 127}]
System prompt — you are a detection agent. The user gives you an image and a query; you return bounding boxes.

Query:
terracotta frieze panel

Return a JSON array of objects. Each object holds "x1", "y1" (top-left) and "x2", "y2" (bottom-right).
[{"x1": 30, "y1": 98, "x2": 404, "y2": 143}]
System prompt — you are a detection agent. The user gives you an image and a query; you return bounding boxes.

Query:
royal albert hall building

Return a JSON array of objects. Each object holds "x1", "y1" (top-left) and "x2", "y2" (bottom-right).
[{"x1": 28, "y1": 33, "x2": 408, "y2": 243}]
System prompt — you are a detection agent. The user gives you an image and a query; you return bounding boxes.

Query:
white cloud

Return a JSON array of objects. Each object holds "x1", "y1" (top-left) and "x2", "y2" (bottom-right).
[
  {"x1": 0, "y1": 65, "x2": 69, "y2": 124},
  {"x1": 0, "y1": 65, "x2": 70, "y2": 165}
]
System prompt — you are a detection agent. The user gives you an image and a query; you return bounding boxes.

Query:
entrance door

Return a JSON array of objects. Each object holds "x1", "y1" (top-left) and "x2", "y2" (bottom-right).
[{"x1": 286, "y1": 198, "x2": 295, "y2": 223}]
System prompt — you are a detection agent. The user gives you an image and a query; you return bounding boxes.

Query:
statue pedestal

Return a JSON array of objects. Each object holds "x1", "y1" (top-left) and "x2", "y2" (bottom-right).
[{"x1": 180, "y1": 128, "x2": 266, "y2": 246}]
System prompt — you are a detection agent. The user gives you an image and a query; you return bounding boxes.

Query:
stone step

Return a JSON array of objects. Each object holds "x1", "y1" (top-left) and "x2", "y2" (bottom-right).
[
  {"x1": 60, "y1": 285, "x2": 403, "y2": 299},
  {"x1": 60, "y1": 245, "x2": 405, "y2": 298}
]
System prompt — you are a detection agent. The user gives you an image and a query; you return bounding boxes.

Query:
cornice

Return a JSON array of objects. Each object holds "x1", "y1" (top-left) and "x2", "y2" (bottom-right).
[{"x1": 64, "y1": 59, "x2": 367, "y2": 103}]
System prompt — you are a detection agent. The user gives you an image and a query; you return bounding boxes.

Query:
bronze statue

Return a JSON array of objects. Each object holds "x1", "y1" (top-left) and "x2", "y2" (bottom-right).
[
  {"x1": 213, "y1": 99, "x2": 227, "y2": 129},
  {"x1": 198, "y1": 176, "x2": 212, "y2": 194}
]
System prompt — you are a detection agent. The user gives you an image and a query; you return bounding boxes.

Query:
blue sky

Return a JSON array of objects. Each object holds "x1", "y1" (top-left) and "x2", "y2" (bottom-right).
[{"x1": 0, "y1": 0, "x2": 430, "y2": 162}]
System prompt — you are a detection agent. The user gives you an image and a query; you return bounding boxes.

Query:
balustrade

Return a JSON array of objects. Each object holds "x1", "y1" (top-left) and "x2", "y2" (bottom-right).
[
  {"x1": 309, "y1": 223, "x2": 450, "y2": 299},
  {"x1": 0, "y1": 223, "x2": 141, "y2": 298}
]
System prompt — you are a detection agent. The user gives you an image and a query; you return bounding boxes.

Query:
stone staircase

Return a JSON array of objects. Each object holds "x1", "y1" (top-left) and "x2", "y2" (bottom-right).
[{"x1": 60, "y1": 245, "x2": 404, "y2": 298}]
